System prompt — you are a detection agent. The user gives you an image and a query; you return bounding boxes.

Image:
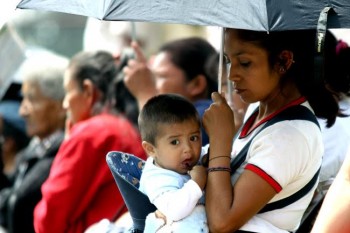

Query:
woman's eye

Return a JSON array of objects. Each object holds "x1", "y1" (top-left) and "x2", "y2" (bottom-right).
[
  {"x1": 190, "y1": 135, "x2": 199, "y2": 141},
  {"x1": 170, "y1": 140, "x2": 180, "y2": 145},
  {"x1": 240, "y1": 61, "x2": 251, "y2": 67}
]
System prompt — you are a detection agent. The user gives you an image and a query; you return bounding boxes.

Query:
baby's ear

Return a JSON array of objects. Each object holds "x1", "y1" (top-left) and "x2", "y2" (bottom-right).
[{"x1": 142, "y1": 141, "x2": 155, "y2": 157}]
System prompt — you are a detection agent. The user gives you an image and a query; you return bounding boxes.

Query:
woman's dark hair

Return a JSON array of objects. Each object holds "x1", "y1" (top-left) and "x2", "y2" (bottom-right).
[
  {"x1": 159, "y1": 37, "x2": 218, "y2": 99},
  {"x1": 68, "y1": 51, "x2": 117, "y2": 108},
  {"x1": 114, "y1": 78, "x2": 139, "y2": 126},
  {"x1": 325, "y1": 39, "x2": 350, "y2": 97},
  {"x1": 232, "y1": 29, "x2": 350, "y2": 127},
  {"x1": 112, "y1": 48, "x2": 140, "y2": 126},
  {"x1": 138, "y1": 94, "x2": 200, "y2": 145}
]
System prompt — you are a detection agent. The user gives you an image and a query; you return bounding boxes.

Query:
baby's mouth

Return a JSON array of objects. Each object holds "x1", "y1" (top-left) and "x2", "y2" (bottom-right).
[{"x1": 182, "y1": 160, "x2": 192, "y2": 170}]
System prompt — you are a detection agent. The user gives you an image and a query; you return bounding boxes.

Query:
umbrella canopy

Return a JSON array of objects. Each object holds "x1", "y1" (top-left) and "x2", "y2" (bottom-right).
[{"x1": 17, "y1": 0, "x2": 350, "y2": 30}]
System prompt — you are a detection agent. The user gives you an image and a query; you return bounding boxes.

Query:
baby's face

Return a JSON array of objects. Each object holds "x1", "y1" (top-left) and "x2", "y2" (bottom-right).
[{"x1": 152, "y1": 120, "x2": 202, "y2": 174}]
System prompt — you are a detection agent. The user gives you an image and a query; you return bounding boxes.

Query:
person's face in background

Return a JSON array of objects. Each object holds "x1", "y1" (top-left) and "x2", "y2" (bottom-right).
[
  {"x1": 151, "y1": 52, "x2": 192, "y2": 99},
  {"x1": 63, "y1": 68, "x2": 92, "y2": 125},
  {"x1": 19, "y1": 81, "x2": 65, "y2": 140}
]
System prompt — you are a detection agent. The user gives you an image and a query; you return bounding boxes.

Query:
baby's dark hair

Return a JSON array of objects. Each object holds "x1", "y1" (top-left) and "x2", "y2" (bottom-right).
[{"x1": 138, "y1": 94, "x2": 201, "y2": 145}]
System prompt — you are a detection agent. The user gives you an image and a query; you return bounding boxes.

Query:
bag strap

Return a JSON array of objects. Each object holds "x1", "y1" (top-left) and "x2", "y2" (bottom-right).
[
  {"x1": 258, "y1": 167, "x2": 321, "y2": 213},
  {"x1": 231, "y1": 105, "x2": 319, "y2": 172},
  {"x1": 230, "y1": 104, "x2": 320, "y2": 213}
]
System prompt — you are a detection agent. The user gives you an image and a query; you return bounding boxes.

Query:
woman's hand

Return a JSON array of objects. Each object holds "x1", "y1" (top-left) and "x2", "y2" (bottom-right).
[
  {"x1": 123, "y1": 42, "x2": 157, "y2": 110},
  {"x1": 202, "y1": 92, "x2": 236, "y2": 155}
]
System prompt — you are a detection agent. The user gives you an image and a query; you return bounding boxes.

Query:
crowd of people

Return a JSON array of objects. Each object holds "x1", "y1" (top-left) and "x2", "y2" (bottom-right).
[{"x1": 0, "y1": 19, "x2": 350, "y2": 233}]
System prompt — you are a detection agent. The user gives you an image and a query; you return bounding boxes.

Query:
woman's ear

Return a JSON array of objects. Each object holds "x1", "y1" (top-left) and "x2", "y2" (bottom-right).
[
  {"x1": 278, "y1": 50, "x2": 295, "y2": 73},
  {"x1": 142, "y1": 141, "x2": 156, "y2": 157},
  {"x1": 82, "y1": 79, "x2": 100, "y2": 106},
  {"x1": 187, "y1": 74, "x2": 208, "y2": 98}
]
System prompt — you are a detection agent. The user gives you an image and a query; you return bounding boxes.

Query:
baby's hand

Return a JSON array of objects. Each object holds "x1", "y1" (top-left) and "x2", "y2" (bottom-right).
[
  {"x1": 189, "y1": 165, "x2": 207, "y2": 190},
  {"x1": 155, "y1": 210, "x2": 167, "y2": 224}
]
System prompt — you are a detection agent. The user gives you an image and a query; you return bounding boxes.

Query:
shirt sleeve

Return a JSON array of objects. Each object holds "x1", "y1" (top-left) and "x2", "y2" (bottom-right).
[
  {"x1": 153, "y1": 180, "x2": 203, "y2": 221},
  {"x1": 140, "y1": 162, "x2": 203, "y2": 222},
  {"x1": 245, "y1": 121, "x2": 319, "y2": 192}
]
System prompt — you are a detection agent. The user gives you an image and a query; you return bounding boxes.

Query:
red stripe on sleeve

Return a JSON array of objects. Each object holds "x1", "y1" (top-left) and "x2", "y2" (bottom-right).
[{"x1": 245, "y1": 164, "x2": 282, "y2": 193}]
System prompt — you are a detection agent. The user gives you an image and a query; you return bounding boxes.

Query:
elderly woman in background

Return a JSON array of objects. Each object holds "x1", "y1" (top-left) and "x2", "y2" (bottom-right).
[
  {"x1": 0, "y1": 52, "x2": 68, "y2": 233},
  {"x1": 34, "y1": 50, "x2": 146, "y2": 233}
]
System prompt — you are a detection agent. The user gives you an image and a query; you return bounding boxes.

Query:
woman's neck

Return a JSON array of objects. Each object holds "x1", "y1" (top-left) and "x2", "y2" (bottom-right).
[{"x1": 257, "y1": 84, "x2": 302, "y2": 121}]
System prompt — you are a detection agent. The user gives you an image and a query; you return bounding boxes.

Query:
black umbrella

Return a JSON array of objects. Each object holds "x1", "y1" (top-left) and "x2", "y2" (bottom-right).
[
  {"x1": 17, "y1": 0, "x2": 350, "y2": 31},
  {"x1": 16, "y1": 1, "x2": 350, "y2": 92}
]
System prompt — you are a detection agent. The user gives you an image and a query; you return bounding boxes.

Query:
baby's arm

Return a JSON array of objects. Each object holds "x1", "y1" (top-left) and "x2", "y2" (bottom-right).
[
  {"x1": 189, "y1": 165, "x2": 207, "y2": 190},
  {"x1": 153, "y1": 179, "x2": 203, "y2": 221},
  {"x1": 155, "y1": 166, "x2": 207, "y2": 221}
]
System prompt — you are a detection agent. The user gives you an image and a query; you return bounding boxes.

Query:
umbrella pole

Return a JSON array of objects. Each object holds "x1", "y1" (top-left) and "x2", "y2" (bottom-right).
[
  {"x1": 218, "y1": 27, "x2": 224, "y2": 94},
  {"x1": 227, "y1": 76, "x2": 233, "y2": 107},
  {"x1": 131, "y1": 22, "x2": 136, "y2": 42}
]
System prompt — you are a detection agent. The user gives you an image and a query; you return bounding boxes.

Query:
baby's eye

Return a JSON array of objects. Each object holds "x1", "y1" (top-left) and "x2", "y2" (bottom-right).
[
  {"x1": 170, "y1": 140, "x2": 180, "y2": 145},
  {"x1": 190, "y1": 135, "x2": 199, "y2": 142}
]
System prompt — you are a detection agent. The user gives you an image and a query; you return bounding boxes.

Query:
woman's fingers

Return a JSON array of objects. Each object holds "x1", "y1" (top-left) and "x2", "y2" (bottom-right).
[
  {"x1": 203, "y1": 92, "x2": 236, "y2": 140},
  {"x1": 211, "y1": 92, "x2": 227, "y2": 105}
]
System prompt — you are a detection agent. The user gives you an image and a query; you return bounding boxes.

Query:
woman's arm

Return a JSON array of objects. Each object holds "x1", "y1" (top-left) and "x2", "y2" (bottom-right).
[
  {"x1": 206, "y1": 167, "x2": 276, "y2": 232},
  {"x1": 311, "y1": 148, "x2": 350, "y2": 233},
  {"x1": 123, "y1": 42, "x2": 157, "y2": 111},
  {"x1": 202, "y1": 92, "x2": 276, "y2": 233}
]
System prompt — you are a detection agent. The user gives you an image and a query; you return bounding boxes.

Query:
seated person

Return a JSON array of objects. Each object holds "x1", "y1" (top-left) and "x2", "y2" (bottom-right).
[
  {"x1": 0, "y1": 52, "x2": 68, "y2": 233},
  {"x1": 311, "y1": 146, "x2": 350, "y2": 232},
  {"x1": 34, "y1": 50, "x2": 146, "y2": 233},
  {"x1": 0, "y1": 100, "x2": 30, "y2": 189}
]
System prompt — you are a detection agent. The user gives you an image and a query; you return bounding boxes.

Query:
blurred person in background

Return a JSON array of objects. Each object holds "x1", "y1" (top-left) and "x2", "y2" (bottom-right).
[
  {"x1": 84, "y1": 20, "x2": 155, "y2": 128},
  {"x1": 297, "y1": 37, "x2": 350, "y2": 232},
  {"x1": 311, "y1": 146, "x2": 350, "y2": 233},
  {"x1": 0, "y1": 52, "x2": 68, "y2": 233},
  {"x1": 316, "y1": 39, "x2": 350, "y2": 189},
  {"x1": 124, "y1": 37, "x2": 218, "y2": 145},
  {"x1": 34, "y1": 50, "x2": 146, "y2": 233},
  {"x1": 0, "y1": 100, "x2": 30, "y2": 190}
]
